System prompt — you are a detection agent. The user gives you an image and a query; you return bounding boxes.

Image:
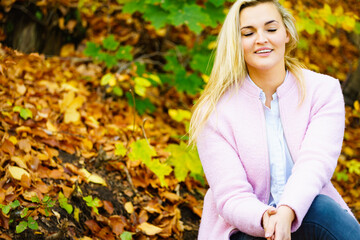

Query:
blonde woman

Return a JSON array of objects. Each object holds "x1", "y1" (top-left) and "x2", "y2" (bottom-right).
[{"x1": 189, "y1": 0, "x2": 360, "y2": 239}]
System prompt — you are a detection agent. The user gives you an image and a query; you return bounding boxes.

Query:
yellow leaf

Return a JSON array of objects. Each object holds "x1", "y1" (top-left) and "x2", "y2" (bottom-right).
[
  {"x1": 16, "y1": 84, "x2": 27, "y2": 95},
  {"x1": 61, "y1": 83, "x2": 79, "y2": 92},
  {"x1": 134, "y1": 85, "x2": 146, "y2": 97},
  {"x1": 60, "y1": 43, "x2": 75, "y2": 57},
  {"x1": 82, "y1": 138, "x2": 93, "y2": 151},
  {"x1": 207, "y1": 41, "x2": 217, "y2": 50},
  {"x1": 343, "y1": 146, "x2": 354, "y2": 157},
  {"x1": 354, "y1": 100, "x2": 359, "y2": 111},
  {"x1": 8, "y1": 166, "x2": 30, "y2": 181},
  {"x1": 46, "y1": 121, "x2": 58, "y2": 133},
  {"x1": 137, "y1": 222, "x2": 163, "y2": 236},
  {"x1": 74, "y1": 207, "x2": 80, "y2": 222},
  {"x1": 334, "y1": 6, "x2": 344, "y2": 16},
  {"x1": 101, "y1": 73, "x2": 117, "y2": 86},
  {"x1": 342, "y1": 16, "x2": 356, "y2": 32},
  {"x1": 135, "y1": 77, "x2": 151, "y2": 87},
  {"x1": 79, "y1": 168, "x2": 91, "y2": 179},
  {"x1": 64, "y1": 108, "x2": 81, "y2": 124},
  {"x1": 201, "y1": 74, "x2": 209, "y2": 83},
  {"x1": 60, "y1": 91, "x2": 75, "y2": 112},
  {"x1": 329, "y1": 38, "x2": 340, "y2": 47},
  {"x1": 9, "y1": 136, "x2": 17, "y2": 145},
  {"x1": 11, "y1": 156, "x2": 28, "y2": 169},
  {"x1": 168, "y1": 109, "x2": 191, "y2": 122},
  {"x1": 148, "y1": 74, "x2": 161, "y2": 84},
  {"x1": 87, "y1": 174, "x2": 107, "y2": 186},
  {"x1": 124, "y1": 202, "x2": 134, "y2": 214}
]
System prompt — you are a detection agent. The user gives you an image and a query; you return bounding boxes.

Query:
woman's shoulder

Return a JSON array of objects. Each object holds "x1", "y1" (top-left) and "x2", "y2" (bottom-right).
[{"x1": 302, "y1": 68, "x2": 339, "y2": 85}]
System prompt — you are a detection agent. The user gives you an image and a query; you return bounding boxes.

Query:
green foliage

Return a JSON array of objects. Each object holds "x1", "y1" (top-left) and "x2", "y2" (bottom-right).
[
  {"x1": 84, "y1": 35, "x2": 133, "y2": 68},
  {"x1": 58, "y1": 192, "x2": 73, "y2": 214},
  {"x1": 42, "y1": 195, "x2": 56, "y2": 216},
  {"x1": 166, "y1": 142, "x2": 204, "y2": 184},
  {"x1": 115, "y1": 143, "x2": 127, "y2": 157},
  {"x1": 126, "y1": 92, "x2": 156, "y2": 115},
  {"x1": 122, "y1": 0, "x2": 228, "y2": 34},
  {"x1": 129, "y1": 139, "x2": 172, "y2": 186},
  {"x1": 120, "y1": 231, "x2": 133, "y2": 240},
  {"x1": 346, "y1": 160, "x2": 360, "y2": 175},
  {"x1": 13, "y1": 106, "x2": 33, "y2": 120},
  {"x1": 15, "y1": 217, "x2": 39, "y2": 233},
  {"x1": 83, "y1": 195, "x2": 102, "y2": 214}
]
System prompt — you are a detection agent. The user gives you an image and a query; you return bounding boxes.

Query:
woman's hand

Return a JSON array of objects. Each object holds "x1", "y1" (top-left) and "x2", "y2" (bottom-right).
[{"x1": 263, "y1": 205, "x2": 295, "y2": 240}]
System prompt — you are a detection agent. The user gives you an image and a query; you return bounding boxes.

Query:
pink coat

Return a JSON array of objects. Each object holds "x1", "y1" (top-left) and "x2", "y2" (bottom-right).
[{"x1": 196, "y1": 69, "x2": 353, "y2": 239}]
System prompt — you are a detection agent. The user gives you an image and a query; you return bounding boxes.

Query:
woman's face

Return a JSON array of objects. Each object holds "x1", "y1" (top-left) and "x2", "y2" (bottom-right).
[{"x1": 240, "y1": 2, "x2": 289, "y2": 74}]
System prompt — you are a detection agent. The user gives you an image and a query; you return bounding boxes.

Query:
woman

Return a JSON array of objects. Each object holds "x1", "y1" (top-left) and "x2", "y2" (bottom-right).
[{"x1": 189, "y1": 0, "x2": 360, "y2": 239}]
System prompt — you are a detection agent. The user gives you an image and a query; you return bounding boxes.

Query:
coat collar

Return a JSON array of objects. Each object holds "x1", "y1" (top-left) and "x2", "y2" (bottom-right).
[{"x1": 241, "y1": 71, "x2": 297, "y2": 98}]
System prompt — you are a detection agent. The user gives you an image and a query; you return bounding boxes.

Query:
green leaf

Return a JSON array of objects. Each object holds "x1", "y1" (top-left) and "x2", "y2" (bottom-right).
[
  {"x1": 27, "y1": 217, "x2": 39, "y2": 230},
  {"x1": 115, "y1": 143, "x2": 127, "y2": 157},
  {"x1": 143, "y1": 5, "x2": 169, "y2": 29},
  {"x1": 129, "y1": 139, "x2": 156, "y2": 164},
  {"x1": 115, "y1": 46, "x2": 133, "y2": 61},
  {"x1": 31, "y1": 196, "x2": 40, "y2": 203},
  {"x1": 98, "y1": 52, "x2": 118, "y2": 68},
  {"x1": 122, "y1": 0, "x2": 145, "y2": 14},
  {"x1": 355, "y1": 22, "x2": 360, "y2": 35},
  {"x1": 13, "y1": 106, "x2": 22, "y2": 113},
  {"x1": 134, "y1": 77, "x2": 151, "y2": 97},
  {"x1": 42, "y1": 195, "x2": 50, "y2": 203},
  {"x1": 20, "y1": 108, "x2": 33, "y2": 120},
  {"x1": 120, "y1": 231, "x2": 133, "y2": 240},
  {"x1": 203, "y1": 1, "x2": 226, "y2": 27},
  {"x1": 16, "y1": 221, "x2": 28, "y2": 233},
  {"x1": 166, "y1": 142, "x2": 204, "y2": 182},
  {"x1": 59, "y1": 192, "x2": 73, "y2": 214},
  {"x1": 101, "y1": 73, "x2": 115, "y2": 86},
  {"x1": 126, "y1": 93, "x2": 156, "y2": 115},
  {"x1": 10, "y1": 200, "x2": 20, "y2": 209},
  {"x1": 190, "y1": 53, "x2": 212, "y2": 74},
  {"x1": 20, "y1": 208, "x2": 28, "y2": 218},
  {"x1": 168, "y1": 4, "x2": 210, "y2": 34},
  {"x1": 84, "y1": 42, "x2": 101, "y2": 57},
  {"x1": 147, "y1": 158, "x2": 172, "y2": 186},
  {"x1": 112, "y1": 86, "x2": 123, "y2": 96},
  {"x1": 168, "y1": 109, "x2": 191, "y2": 122},
  {"x1": 103, "y1": 35, "x2": 120, "y2": 51},
  {"x1": 2, "y1": 205, "x2": 10, "y2": 215},
  {"x1": 175, "y1": 71, "x2": 204, "y2": 95},
  {"x1": 208, "y1": 0, "x2": 225, "y2": 7},
  {"x1": 135, "y1": 62, "x2": 146, "y2": 76}
]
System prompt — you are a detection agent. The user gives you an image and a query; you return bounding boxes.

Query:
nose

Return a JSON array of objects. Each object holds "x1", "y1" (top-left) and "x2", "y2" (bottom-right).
[{"x1": 256, "y1": 31, "x2": 268, "y2": 44}]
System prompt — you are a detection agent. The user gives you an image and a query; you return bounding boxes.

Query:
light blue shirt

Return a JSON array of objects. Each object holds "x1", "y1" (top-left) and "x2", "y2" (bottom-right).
[{"x1": 247, "y1": 72, "x2": 294, "y2": 207}]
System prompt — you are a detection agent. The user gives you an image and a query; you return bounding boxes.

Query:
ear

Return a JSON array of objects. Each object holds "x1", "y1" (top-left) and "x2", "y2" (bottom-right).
[{"x1": 285, "y1": 31, "x2": 290, "y2": 43}]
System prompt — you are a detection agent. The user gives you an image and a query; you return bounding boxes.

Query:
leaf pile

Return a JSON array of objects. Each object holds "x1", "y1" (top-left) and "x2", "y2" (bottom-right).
[{"x1": 0, "y1": 46, "x2": 205, "y2": 239}]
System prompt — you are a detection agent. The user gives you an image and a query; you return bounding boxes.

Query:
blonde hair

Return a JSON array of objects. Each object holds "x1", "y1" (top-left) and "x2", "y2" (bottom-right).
[{"x1": 189, "y1": 0, "x2": 305, "y2": 146}]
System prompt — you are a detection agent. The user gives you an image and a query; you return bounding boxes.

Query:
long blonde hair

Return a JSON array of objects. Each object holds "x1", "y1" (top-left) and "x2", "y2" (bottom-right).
[{"x1": 189, "y1": 0, "x2": 305, "y2": 146}]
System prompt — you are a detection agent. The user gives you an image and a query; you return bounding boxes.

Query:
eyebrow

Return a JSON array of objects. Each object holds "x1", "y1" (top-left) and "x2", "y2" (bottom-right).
[{"x1": 240, "y1": 20, "x2": 279, "y2": 30}]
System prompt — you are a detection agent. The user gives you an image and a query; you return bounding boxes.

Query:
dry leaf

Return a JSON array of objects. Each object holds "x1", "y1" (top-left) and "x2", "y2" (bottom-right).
[
  {"x1": 124, "y1": 202, "x2": 134, "y2": 214},
  {"x1": 137, "y1": 222, "x2": 163, "y2": 236},
  {"x1": 8, "y1": 166, "x2": 30, "y2": 180}
]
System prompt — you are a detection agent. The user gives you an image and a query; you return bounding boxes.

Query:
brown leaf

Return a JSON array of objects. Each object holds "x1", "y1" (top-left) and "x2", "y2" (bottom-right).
[
  {"x1": 97, "y1": 226, "x2": 115, "y2": 240},
  {"x1": 18, "y1": 139, "x2": 32, "y2": 153},
  {"x1": 1, "y1": 139, "x2": 15, "y2": 155},
  {"x1": 109, "y1": 215, "x2": 127, "y2": 236},
  {"x1": 137, "y1": 222, "x2": 163, "y2": 236},
  {"x1": 103, "y1": 200, "x2": 114, "y2": 215},
  {"x1": 85, "y1": 220, "x2": 101, "y2": 233},
  {"x1": 20, "y1": 173, "x2": 31, "y2": 188}
]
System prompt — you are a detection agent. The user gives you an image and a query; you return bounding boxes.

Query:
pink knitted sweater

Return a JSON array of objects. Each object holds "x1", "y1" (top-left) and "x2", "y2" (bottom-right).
[{"x1": 196, "y1": 69, "x2": 352, "y2": 239}]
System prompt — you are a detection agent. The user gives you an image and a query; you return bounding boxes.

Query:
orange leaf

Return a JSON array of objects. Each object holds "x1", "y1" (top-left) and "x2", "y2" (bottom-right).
[
  {"x1": 1, "y1": 139, "x2": 15, "y2": 155},
  {"x1": 20, "y1": 173, "x2": 31, "y2": 188},
  {"x1": 109, "y1": 215, "x2": 127, "y2": 236},
  {"x1": 103, "y1": 201, "x2": 114, "y2": 215},
  {"x1": 18, "y1": 139, "x2": 32, "y2": 153},
  {"x1": 85, "y1": 220, "x2": 101, "y2": 233}
]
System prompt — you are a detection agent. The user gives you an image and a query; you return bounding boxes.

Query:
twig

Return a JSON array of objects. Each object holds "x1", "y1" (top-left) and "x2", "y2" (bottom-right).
[
  {"x1": 123, "y1": 165, "x2": 138, "y2": 195},
  {"x1": 141, "y1": 118, "x2": 149, "y2": 144}
]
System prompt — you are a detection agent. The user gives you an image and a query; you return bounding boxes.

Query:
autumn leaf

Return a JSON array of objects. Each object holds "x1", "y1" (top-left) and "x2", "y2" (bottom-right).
[{"x1": 137, "y1": 222, "x2": 163, "y2": 236}]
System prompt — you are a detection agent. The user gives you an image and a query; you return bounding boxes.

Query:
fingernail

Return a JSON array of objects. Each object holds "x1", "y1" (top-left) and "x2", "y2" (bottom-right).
[{"x1": 265, "y1": 233, "x2": 271, "y2": 238}]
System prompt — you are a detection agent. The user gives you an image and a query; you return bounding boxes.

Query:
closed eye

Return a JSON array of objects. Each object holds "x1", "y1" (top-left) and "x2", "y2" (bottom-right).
[
  {"x1": 242, "y1": 32, "x2": 253, "y2": 37},
  {"x1": 268, "y1": 29, "x2": 277, "y2": 32}
]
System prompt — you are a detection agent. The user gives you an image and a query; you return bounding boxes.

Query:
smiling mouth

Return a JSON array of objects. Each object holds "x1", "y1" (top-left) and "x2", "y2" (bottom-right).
[{"x1": 255, "y1": 49, "x2": 273, "y2": 54}]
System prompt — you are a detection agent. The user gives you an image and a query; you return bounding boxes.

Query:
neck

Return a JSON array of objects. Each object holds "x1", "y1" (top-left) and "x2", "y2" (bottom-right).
[{"x1": 248, "y1": 67, "x2": 286, "y2": 96}]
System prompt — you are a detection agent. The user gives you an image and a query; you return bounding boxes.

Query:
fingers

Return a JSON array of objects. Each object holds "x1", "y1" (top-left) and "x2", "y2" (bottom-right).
[
  {"x1": 265, "y1": 217, "x2": 276, "y2": 239},
  {"x1": 267, "y1": 206, "x2": 277, "y2": 216}
]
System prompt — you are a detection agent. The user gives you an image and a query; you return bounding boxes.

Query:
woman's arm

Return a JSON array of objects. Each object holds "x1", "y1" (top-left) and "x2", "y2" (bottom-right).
[
  {"x1": 197, "y1": 115, "x2": 271, "y2": 237},
  {"x1": 278, "y1": 77, "x2": 345, "y2": 231}
]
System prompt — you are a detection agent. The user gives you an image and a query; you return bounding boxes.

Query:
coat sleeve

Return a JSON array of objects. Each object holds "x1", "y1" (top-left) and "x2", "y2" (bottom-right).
[
  {"x1": 197, "y1": 114, "x2": 270, "y2": 237},
  {"x1": 278, "y1": 77, "x2": 345, "y2": 231}
]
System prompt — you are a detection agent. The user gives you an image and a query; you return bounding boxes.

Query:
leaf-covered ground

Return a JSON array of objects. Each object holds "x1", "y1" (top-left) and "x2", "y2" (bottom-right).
[{"x1": 0, "y1": 46, "x2": 205, "y2": 239}]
